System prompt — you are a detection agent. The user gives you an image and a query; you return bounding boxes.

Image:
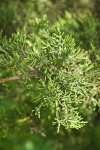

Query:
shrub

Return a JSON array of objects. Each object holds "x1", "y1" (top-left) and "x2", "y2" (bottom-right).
[{"x1": 0, "y1": 17, "x2": 99, "y2": 138}]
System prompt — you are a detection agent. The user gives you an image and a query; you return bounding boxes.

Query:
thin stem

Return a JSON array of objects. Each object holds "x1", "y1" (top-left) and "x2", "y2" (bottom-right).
[{"x1": 0, "y1": 74, "x2": 36, "y2": 83}]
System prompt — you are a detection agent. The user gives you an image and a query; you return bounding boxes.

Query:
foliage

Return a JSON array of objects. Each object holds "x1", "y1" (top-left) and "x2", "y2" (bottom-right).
[
  {"x1": 0, "y1": 1, "x2": 100, "y2": 149},
  {"x1": 0, "y1": 132, "x2": 54, "y2": 150},
  {"x1": 0, "y1": 17, "x2": 99, "y2": 134}
]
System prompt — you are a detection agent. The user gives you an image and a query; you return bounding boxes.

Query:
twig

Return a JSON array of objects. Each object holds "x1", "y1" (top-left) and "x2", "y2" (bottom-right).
[{"x1": 0, "y1": 74, "x2": 36, "y2": 83}]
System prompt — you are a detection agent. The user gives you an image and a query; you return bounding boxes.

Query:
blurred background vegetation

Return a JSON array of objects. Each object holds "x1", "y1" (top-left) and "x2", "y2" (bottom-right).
[{"x1": 0, "y1": 0, "x2": 100, "y2": 150}]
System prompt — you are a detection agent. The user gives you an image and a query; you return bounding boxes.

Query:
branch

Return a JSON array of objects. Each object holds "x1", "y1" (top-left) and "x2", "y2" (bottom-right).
[{"x1": 0, "y1": 74, "x2": 36, "y2": 83}]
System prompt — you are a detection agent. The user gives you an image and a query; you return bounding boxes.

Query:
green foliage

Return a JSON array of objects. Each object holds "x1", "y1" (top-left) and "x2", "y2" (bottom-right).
[
  {"x1": 53, "y1": 11, "x2": 100, "y2": 49},
  {"x1": 0, "y1": 3, "x2": 100, "y2": 149},
  {"x1": 0, "y1": 132, "x2": 54, "y2": 150},
  {"x1": 0, "y1": 16, "x2": 99, "y2": 136}
]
